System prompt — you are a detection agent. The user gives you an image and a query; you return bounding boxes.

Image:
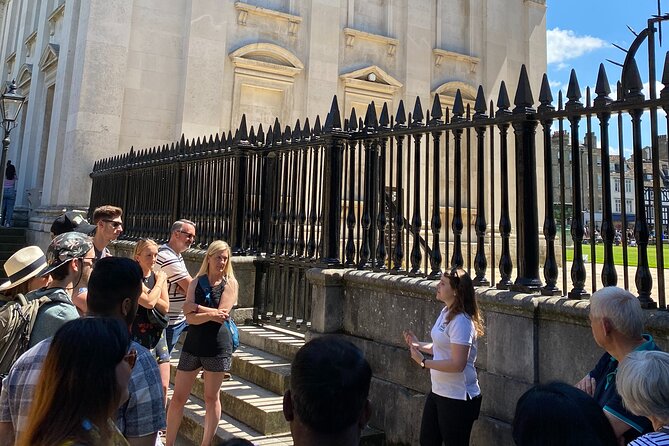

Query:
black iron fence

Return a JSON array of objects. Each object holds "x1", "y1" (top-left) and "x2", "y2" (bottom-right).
[{"x1": 90, "y1": 20, "x2": 669, "y2": 329}]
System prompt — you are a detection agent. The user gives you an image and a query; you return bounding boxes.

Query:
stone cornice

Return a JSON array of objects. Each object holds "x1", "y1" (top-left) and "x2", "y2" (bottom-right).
[
  {"x1": 24, "y1": 30, "x2": 37, "y2": 57},
  {"x1": 47, "y1": 2, "x2": 65, "y2": 23},
  {"x1": 343, "y1": 28, "x2": 399, "y2": 57},
  {"x1": 234, "y1": 1, "x2": 302, "y2": 35},
  {"x1": 433, "y1": 48, "x2": 479, "y2": 73}
]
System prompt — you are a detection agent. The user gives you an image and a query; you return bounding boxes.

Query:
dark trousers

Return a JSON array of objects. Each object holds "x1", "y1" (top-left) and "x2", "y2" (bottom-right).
[{"x1": 419, "y1": 391, "x2": 483, "y2": 446}]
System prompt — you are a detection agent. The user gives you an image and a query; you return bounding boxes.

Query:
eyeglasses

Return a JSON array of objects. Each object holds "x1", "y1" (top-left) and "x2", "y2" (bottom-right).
[
  {"x1": 103, "y1": 219, "x2": 123, "y2": 228},
  {"x1": 124, "y1": 349, "x2": 137, "y2": 370},
  {"x1": 178, "y1": 230, "x2": 196, "y2": 241},
  {"x1": 80, "y1": 256, "x2": 98, "y2": 266}
]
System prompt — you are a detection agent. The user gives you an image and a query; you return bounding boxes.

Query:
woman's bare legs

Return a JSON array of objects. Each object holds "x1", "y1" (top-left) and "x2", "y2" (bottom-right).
[
  {"x1": 201, "y1": 371, "x2": 228, "y2": 446},
  {"x1": 165, "y1": 369, "x2": 199, "y2": 446},
  {"x1": 159, "y1": 361, "x2": 170, "y2": 407}
]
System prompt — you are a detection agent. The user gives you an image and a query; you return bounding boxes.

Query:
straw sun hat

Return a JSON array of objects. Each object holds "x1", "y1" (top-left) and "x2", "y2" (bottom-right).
[{"x1": 0, "y1": 246, "x2": 48, "y2": 292}]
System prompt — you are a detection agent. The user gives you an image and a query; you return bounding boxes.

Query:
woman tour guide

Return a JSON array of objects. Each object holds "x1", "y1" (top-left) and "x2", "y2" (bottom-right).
[{"x1": 404, "y1": 267, "x2": 484, "y2": 446}]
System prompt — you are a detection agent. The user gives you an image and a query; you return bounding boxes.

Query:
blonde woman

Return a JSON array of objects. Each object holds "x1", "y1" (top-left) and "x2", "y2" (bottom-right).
[
  {"x1": 131, "y1": 239, "x2": 170, "y2": 403},
  {"x1": 166, "y1": 240, "x2": 238, "y2": 446}
]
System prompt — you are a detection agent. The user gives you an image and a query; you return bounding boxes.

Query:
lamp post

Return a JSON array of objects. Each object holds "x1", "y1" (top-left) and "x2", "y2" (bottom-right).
[{"x1": 0, "y1": 80, "x2": 26, "y2": 226}]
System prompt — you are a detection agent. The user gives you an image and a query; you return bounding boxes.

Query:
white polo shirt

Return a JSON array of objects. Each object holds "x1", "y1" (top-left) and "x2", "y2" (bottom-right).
[{"x1": 430, "y1": 307, "x2": 480, "y2": 400}]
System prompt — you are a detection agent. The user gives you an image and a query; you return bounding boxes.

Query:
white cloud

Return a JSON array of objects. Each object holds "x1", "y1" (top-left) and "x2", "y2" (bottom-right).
[
  {"x1": 547, "y1": 28, "x2": 609, "y2": 65},
  {"x1": 642, "y1": 81, "x2": 665, "y2": 98}
]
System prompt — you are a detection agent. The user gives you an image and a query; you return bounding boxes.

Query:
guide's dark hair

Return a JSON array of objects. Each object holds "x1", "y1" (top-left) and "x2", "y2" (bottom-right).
[
  {"x1": 290, "y1": 336, "x2": 372, "y2": 434},
  {"x1": 512, "y1": 382, "x2": 617, "y2": 446},
  {"x1": 87, "y1": 256, "x2": 142, "y2": 316}
]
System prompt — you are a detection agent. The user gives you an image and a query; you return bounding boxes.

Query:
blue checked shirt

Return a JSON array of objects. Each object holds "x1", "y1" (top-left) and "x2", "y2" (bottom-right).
[{"x1": 0, "y1": 338, "x2": 165, "y2": 438}]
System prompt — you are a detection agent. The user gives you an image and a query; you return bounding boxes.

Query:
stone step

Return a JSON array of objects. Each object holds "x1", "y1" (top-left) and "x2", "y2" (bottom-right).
[
  {"x1": 0, "y1": 227, "x2": 26, "y2": 237},
  {"x1": 231, "y1": 344, "x2": 291, "y2": 396},
  {"x1": 167, "y1": 389, "x2": 294, "y2": 445},
  {"x1": 0, "y1": 242, "x2": 26, "y2": 252},
  {"x1": 237, "y1": 325, "x2": 305, "y2": 361},
  {"x1": 168, "y1": 388, "x2": 386, "y2": 446},
  {"x1": 170, "y1": 350, "x2": 289, "y2": 435}
]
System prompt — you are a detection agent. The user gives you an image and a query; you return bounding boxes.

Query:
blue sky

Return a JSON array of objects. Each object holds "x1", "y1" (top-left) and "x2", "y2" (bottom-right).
[{"x1": 546, "y1": 0, "x2": 667, "y2": 148}]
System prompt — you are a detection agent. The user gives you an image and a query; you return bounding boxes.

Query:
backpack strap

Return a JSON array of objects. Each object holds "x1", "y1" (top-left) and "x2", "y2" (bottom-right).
[{"x1": 197, "y1": 275, "x2": 212, "y2": 306}]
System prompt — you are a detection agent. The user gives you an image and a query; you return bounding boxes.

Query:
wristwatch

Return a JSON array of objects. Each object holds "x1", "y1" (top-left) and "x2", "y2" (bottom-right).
[{"x1": 421, "y1": 358, "x2": 426, "y2": 369}]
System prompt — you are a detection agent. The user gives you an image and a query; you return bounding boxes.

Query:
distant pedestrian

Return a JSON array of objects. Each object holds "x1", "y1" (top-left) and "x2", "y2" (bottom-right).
[
  {"x1": 1, "y1": 161, "x2": 17, "y2": 227},
  {"x1": 156, "y1": 219, "x2": 196, "y2": 353},
  {"x1": 16, "y1": 318, "x2": 133, "y2": 446},
  {"x1": 404, "y1": 268, "x2": 484, "y2": 446}
]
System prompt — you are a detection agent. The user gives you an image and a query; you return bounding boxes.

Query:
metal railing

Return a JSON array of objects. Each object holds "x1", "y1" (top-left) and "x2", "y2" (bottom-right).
[{"x1": 90, "y1": 18, "x2": 669, "y2": 329}]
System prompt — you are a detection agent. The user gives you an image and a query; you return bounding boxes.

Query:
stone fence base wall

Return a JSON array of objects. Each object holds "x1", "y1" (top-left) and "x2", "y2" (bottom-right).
[{"x1": 306, "y1": 268, "x2": 669, "y2": 446}]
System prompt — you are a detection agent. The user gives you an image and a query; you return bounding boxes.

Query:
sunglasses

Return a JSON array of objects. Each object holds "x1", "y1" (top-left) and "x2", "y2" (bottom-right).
[
  {"x1": 178, "y1": 230, "x2": 196, "y2": 241},
  {"x1": 124, "y1": 349, "x2": 137, "y2": 370},
  {"x1": 448, "y1": 269, "x2": 461, "y2": 284},
  {"x1": 80, "y1": 256, "x2": 98, "y2": 266},
  {"x1": 103, "y1": 219, "x2": 123, "y2": 228}
]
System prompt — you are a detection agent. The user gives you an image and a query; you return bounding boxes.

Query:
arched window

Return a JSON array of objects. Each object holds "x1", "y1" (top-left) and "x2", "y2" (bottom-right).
[{"x1": 229, "y1": 43, "x2": 304, "y2": 130}]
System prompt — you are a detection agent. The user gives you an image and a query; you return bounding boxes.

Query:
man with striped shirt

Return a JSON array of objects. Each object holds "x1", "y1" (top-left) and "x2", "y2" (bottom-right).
[{"x1": 156, "y1": 219, "x2": 196, "y2": 353}]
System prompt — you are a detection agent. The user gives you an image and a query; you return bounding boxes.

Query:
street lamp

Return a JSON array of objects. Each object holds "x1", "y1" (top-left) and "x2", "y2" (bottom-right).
[{"x1": 0, "y1": 80, "x2": 26, "y2": 226}]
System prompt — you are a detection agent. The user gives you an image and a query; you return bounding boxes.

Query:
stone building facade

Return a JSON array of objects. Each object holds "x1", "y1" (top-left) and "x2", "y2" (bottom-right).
[{"x1": 0, "y1": 0, "x2": 546, "y2": 242}]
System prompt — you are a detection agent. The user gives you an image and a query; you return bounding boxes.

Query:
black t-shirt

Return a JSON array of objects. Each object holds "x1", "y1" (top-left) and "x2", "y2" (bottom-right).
[
  {"x1": 182, "y1": 275, "x2": 231, "y2": 357},
  {"x1": 589, "y1": 335, "x2": 658, "y2": 443},
  {"x1": 130, "y1": 272, "x2": 163, "y2": 349}
]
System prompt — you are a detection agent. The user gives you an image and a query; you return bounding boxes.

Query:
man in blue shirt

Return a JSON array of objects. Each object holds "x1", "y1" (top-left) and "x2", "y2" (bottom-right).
[{"x1": 576, "y1": 287, "x2": 659, "y2": 444}]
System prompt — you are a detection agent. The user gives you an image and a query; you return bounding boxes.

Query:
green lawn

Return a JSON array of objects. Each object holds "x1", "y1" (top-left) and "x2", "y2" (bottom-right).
[{"x1": 565, "y1": 244, "x2": 669, "y2": 268}]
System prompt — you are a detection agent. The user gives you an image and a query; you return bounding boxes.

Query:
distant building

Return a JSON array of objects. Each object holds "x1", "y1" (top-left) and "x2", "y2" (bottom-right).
[
  {"x1": 552, "y1": 129, "x2": 669, "y2": 234},
  {"x1": 550, "y1": 130, "x2": 603, "y2": 226}
]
